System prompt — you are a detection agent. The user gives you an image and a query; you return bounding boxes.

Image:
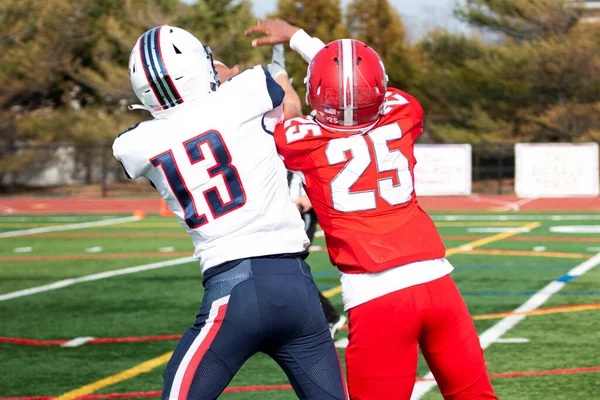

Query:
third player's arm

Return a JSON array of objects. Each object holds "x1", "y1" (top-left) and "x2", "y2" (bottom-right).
[{"x1": 276, "y1": 73, "x2": 302, "y2": 120}]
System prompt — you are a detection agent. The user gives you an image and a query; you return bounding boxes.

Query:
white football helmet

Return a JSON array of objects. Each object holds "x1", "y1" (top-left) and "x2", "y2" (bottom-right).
[{"x1": 128, "y1": 25, "x2": 220, "y2": 119}]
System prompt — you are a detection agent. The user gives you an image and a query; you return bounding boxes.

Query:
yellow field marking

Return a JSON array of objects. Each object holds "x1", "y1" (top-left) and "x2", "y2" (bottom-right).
[
  {"x1": 322, "y1": 222, "x2": 541, "y2": 298},
  {"x1": 473, "y1": 303, "x2": 600, "y2": 320},
  {"x1": 55, "y1": 351, "x2": 173, "y2": 400},
  {"x1": 465, "y1": 249, "x2": 591, "y2": 259}
]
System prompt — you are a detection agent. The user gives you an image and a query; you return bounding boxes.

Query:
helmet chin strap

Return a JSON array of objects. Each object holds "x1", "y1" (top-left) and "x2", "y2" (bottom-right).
[{"x1": 128, "y1": 104, "x2": 148, "y2": 111}]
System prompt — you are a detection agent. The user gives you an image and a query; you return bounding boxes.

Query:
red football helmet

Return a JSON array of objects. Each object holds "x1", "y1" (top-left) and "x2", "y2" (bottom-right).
[{"x1": 306, "y1": 39, "x2": 388, "y2": 127}]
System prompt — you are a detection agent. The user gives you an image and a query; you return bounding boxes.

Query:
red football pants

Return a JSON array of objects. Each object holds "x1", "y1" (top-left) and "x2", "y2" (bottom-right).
[{"x1": 345, "y1": 275, "x2": 497, "y2": 400}]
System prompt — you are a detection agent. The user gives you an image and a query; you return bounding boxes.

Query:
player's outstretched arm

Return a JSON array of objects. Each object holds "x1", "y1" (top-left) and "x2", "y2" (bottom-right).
[
  {"x1": 245, "y1": 19, "x2": 326, "y2": 64},
  {"x1": 268, "y1": 44, "x2": 301, "y2": 120}
]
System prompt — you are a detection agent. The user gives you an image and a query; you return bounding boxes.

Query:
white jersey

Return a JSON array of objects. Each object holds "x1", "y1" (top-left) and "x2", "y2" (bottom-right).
[{"x1": 114, "y1": 66, "x2": 309, "y2": 273}]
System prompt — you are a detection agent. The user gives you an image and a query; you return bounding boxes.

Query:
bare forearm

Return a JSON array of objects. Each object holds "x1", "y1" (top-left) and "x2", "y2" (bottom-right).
[{"x1": 276, "y1": 74, "x2": 302, "y2": 120}]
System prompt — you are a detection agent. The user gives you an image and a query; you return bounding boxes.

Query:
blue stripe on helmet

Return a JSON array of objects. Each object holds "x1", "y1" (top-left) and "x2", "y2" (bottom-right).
[
  {"x1": 142, "y1": 28, "x2": 174, "y2": 108},
  {"x1": 151, "y1": 27, "x2": 183, "y2": 106}
]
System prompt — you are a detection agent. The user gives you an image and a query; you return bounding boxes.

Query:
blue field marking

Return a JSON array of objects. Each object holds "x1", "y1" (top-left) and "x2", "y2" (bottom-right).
[{"x1": 556, "y1": 274, "x2": 577, "y2": 283}]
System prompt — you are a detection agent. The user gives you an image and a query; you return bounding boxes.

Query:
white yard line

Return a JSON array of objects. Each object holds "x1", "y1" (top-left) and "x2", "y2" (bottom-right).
[
  {"x1": 467, "y1": 227, "x2": 531, "y2": 233},
  {"x1": 0, "y1": 216, "x2": 141, "y2": 238},
  {"x1": 61, "y1": 337, "x2": 95, "y2": 348},
  {"x1": 0, "y1": 256, "x2": 195, "y2": 301},
  {"x1": 495, "y1": 338, "x2": 529, "y2": 344},
  {"x1": 433, "y1": 214, "x2": 600, "y2": 222},
  {"x1": 0, "y1": 216, "x2": 118, "y2": 222},
  {"x1": 410, "y1": 252, "x2": 600, "y2": 399}
]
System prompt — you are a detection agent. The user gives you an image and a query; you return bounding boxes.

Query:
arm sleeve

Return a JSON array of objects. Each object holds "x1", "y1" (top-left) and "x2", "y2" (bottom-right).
[{"x1": 289, "y1": 29, "x2": 326, "y2": 64}]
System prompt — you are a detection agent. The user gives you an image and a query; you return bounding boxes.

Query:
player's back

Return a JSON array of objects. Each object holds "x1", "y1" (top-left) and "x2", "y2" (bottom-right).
[
  {"x1": 275, "y1": 88, "x2": 445, "y2": 274},
  {"x1": 114, "y1": 67, "x2": 308, "y2": 272}
]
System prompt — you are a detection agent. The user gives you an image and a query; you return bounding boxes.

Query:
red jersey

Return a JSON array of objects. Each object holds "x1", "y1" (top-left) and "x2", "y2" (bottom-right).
[{"x1": 274, "y1": 88, "x2": 445, "y2": 274}]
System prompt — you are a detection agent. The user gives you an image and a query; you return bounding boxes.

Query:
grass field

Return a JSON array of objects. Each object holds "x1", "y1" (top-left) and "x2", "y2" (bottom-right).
[{"x1": 1, "y1": 212, "x2": 600, "y2": 399}]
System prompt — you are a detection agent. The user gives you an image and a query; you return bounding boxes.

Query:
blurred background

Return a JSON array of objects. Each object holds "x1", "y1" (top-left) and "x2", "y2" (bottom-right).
[{"x1": 1, "y1": 0, "x2": 598, "y2": 198}]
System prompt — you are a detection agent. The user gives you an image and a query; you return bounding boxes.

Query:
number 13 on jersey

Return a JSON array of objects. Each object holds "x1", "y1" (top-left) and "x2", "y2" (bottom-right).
[
  {"x1": 326, "y1": 124, "x2": 413, "y2": 212},
  {"x1": 150, "y1": 130, "x2": 246, "y2": 229}
]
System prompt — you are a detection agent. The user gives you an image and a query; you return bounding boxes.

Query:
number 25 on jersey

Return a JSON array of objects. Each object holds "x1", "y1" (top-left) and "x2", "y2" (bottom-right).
[
  {"x1": 326, "y1": 124, "x2": 414, "y2": 212},
  {"x1": 150, "y1": 130, "x2": 246, "y2": 229}
]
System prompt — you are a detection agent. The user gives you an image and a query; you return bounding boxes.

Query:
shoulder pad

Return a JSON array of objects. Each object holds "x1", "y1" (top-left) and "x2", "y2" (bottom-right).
[
  {"x1": 278, "y1": 116, "x2": 323, "y2": 145},
  {"x1": 380, "y1": 89, "x2": 424, "y2": 122},
  {"x1": 117, "y1": 122, "x2": 143, "y2": 138}
]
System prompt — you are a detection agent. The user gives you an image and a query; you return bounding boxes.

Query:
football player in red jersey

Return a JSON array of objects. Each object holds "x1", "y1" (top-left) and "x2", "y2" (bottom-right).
[{"x1": 246, "y1": 19, "x2": 498, "y2": 400}]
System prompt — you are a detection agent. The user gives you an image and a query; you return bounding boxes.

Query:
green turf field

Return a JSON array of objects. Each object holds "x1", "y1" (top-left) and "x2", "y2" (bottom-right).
[{"x1": 1, "y1": 212, "x2": 599, "y2": 399}]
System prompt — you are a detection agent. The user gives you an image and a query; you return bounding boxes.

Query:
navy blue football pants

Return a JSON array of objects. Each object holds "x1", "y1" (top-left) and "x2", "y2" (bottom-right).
[{"x1": 161, "y1": 256, "x2": 347, "y2": 399}]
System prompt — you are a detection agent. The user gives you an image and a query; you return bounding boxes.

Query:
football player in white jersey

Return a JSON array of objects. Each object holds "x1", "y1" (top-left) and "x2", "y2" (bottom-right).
[{"x1": 113, "y1": 25, "x2": 347, "y2": 400}]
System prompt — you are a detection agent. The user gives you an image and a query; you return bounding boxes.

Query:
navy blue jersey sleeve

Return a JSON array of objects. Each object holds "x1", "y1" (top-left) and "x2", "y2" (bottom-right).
[{"x1": 261, "y1": 66, "x2": 284, "y2": 109}]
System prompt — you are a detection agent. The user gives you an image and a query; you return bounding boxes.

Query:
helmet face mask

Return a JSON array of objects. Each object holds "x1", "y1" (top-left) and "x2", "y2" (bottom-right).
[
  {"x1": 129, "y1": 25, "x2": 220, "y2": 119},
  {"x1": 306, "y1": 39, "x2": 388, "y2": 128}
]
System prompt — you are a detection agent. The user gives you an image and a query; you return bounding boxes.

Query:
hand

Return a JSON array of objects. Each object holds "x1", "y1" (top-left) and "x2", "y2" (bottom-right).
[
  {"x1": 244, "y1": 19, "x2": 301, "y2": 47},
  {"x1": 214, "y1": 61, "x2": 241, "y2": 82},
  {"x1": 296, "y1": 195, "x2": 312, "y2": 213}
]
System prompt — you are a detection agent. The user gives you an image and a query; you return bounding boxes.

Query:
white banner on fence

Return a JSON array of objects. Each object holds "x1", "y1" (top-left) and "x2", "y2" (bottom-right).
[
  {"x1": 414, "y1": 144, "x2": 472, "y2": 196},
  {"x1": 515, "y1": 143, "x2": 599, "y2": 198}
]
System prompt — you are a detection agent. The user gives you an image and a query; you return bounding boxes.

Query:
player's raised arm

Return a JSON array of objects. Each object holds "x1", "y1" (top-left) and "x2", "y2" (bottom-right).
[
  {"x1": 268, "y1": 44, "x2": 301, "y2": 120},
  {"x1": 245, "y1": 19, "x2": 325, "y2": 64}
]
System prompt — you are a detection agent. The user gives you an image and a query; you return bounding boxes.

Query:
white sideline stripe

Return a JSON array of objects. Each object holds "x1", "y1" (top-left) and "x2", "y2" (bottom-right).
[
  {"x1": 550, "y1": 226, "x2": 600, "y2": 234},
  {"x1": 315, "y1": 231, "x2": 325, "y2": 238},
  {"x1": 433, "y1": 214, "x2": 600, "y2": 221},
  {"x1": 467, "y1": 227, "x2": 531, "y2": 233},
  {"x1": 309, "y1": 245, "x2": 323, "y2": 252},
  {"x1": 0, "y1": 256, "x2": 195, "y2": 302},
  {"x1": 0, "y1": 216, "x2": 118, "y2": 222},
  {"x1": 170, "y1": 295, "x2": 230, "y2": 398},
  {"x1": 410, "y1": 252, "x2": 600, "y2": 399},
  {"x1": 61, "y1": 337, "x2": 95, "y2": 347},
  {"x1": 0, "y1": 216, "x2": 141, "y2": 238},
  {"x1": 85, "y1": 246, "x2": 103, "y2": 253},
  {"x1": 495, "y1": 338, "x2": 529, "y2": 343}
]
